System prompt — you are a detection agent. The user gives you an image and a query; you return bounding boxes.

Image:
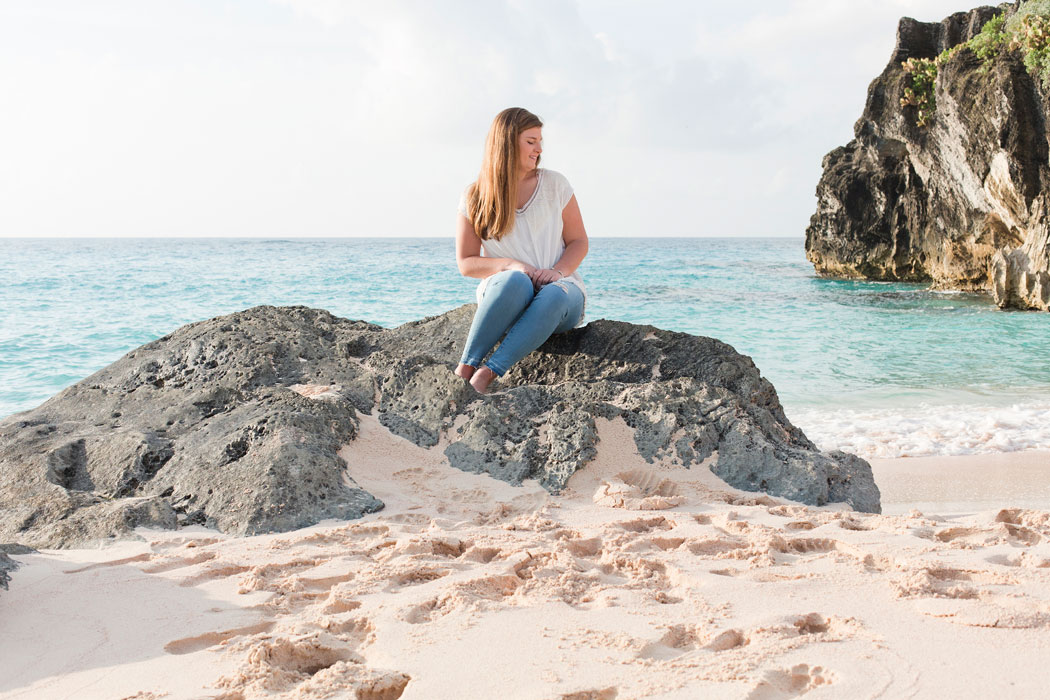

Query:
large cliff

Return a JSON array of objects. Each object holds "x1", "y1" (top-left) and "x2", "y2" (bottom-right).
[
  {"x1": 0, "y1": 305, "x2": 880, "y2": 549},
  {"x1": 806, "y1": 2, "x2": 1050, "y2": 310}
]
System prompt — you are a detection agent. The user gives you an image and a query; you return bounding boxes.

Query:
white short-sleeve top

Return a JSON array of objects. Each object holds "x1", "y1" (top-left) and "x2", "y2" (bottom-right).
[{"x1": 458, "y1": 168, "x2": 586, "y2": 305}]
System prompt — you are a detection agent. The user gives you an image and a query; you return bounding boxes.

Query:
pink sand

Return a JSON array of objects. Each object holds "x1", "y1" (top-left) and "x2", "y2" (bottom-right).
[{"x1": 2, "y1": 412, "x2": 1050, "y2": 699}]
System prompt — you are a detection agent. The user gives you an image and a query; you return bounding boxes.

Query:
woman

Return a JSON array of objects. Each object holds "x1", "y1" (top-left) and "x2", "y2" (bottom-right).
[{"x1": 454, "y1": 107, "x2": 589, "y2": 394}]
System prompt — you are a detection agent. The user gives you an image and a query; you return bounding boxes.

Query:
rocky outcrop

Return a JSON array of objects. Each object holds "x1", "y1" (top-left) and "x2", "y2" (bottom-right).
[
  {"x1": 806, "y1": 2, "x2": 1050, "y2": 310},
  {"x1": 0, "y1": 305, "x2": 880, "y2": 549}
]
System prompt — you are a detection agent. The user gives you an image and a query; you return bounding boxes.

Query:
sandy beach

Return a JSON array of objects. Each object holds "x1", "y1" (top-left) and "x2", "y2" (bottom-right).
[
  {"x1": 6, "y1": 0, "x2": 1050, "y2": 697},
  {"x1": 2, "y1": 416, "x2": 1049, "y2": 699},
  {"x1": 871, "y1": 450, "x2": 1050, "y2": 514}
]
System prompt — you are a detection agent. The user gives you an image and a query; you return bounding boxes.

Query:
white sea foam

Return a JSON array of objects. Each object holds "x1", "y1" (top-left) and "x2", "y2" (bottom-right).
[{"x1": 791, "y1": 400, "x2": 1050, "y2": 459}]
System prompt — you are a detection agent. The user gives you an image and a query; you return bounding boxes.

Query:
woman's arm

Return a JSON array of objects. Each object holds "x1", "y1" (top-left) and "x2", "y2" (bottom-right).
[
  {"x1": 456, "y1": 213, "x2": 537, "y2": 279},
  {"x1": 533, "y1": 194, "x2": 589, "y2": 285}
]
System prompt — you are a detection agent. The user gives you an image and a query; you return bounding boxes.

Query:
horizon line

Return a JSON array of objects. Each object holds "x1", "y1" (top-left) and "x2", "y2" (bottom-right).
[{"x1": 0, "y1": 234, "x2": 807, "y2": 240}]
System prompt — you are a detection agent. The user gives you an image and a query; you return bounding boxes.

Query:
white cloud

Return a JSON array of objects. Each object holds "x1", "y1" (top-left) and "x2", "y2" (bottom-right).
[{"x1": 0, "y1": 0, "x2": 987, "y2": 237}]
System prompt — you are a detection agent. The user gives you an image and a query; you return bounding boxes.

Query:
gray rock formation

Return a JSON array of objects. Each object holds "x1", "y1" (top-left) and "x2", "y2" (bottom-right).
[
  {"x1": 806, "y1": 2, "x2": 1050, "y2": 310},
  {"x1": 0, "y1": 305, "x2": 880, "y2": 549}
]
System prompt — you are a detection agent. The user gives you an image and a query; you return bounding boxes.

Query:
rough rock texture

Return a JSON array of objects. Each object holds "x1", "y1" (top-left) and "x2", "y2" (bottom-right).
[
  {"x1": 0, "y1": 305, "x2": 880, "y2": 549},
  {"x1": 806, "y1": 3, "x2": 1050, "y2": 310}
]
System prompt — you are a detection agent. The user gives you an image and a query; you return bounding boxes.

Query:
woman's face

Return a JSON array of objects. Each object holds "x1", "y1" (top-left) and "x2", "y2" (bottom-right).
[{"x1": 518, "y1": 127, "x2": 542, "y2": 173}]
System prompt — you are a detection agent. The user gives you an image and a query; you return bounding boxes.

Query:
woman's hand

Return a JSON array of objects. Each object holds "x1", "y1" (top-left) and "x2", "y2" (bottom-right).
[
  {"x1": 530, "y1": 267, "x2": 564, "y2": 288},
  {"x1": 506, "y1": 260, "x2": 539, "y2": 277},
  {"x1": 506, "y1": 260, "x2": 549, "y2": 290}
]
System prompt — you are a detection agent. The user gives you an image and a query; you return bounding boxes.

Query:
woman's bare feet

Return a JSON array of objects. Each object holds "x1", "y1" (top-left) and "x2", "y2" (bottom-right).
[
  {"x1": 454, "y1": 363, "x2": 476, "y2": 380},
  {"x1": 469, "y1": 366, "x2": 497, "y2": 394}
]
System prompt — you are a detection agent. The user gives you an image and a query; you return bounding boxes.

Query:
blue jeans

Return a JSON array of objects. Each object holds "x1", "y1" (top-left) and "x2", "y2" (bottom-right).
[{"x1": 460, "y1": 270, "x2": 585, "y2": 376}]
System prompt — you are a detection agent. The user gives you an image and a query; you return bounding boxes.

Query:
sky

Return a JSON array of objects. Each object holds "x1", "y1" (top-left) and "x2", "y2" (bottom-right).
[{"x1": 0, "y1": 0, "x2": 975, "y2": 238}]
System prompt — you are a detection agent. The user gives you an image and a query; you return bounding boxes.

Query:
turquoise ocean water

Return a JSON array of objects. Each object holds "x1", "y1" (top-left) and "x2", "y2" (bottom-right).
[{"x1": 2, "y1": 237, "x2": 1049, "y2": 459}]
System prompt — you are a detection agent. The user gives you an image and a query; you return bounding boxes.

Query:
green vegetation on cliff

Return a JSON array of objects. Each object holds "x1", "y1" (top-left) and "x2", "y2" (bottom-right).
[
  {"x1": 1010, "y1": 0, "x2": 1050, "y2": 84},
  {"x1": 900, "y1": 56, "x2": 939, "y2": 127},
  {"x1": 901, "y1": 1, "x2": 1050, "y2": 127}
]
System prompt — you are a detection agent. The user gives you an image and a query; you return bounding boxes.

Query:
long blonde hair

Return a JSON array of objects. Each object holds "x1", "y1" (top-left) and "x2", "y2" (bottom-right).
[{"x1": 465, "y1": 107, "x2": 543, "y2": 241}]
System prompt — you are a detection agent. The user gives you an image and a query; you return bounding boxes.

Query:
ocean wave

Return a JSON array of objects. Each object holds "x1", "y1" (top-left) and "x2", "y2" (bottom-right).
[{"x1": 790, "y1": 401, "x2": 1050, "y2": 459}]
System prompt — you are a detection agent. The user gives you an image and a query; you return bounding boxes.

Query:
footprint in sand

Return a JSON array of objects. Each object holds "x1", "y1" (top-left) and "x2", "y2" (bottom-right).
[
  {"x1": 931, "y1": 526, "x2": 985, "y2": 543},
  {"x1": 462, "y1": 545, "x2": 503, "y2": 563},
  {"x1": 295, "y1": 570, "x2": 356, "y2": 590},
  {"x1": 323, "y1": 615, "x2": 376, "y2": 639},
  {"x1": 990, "y1": 514, "x2": 1045, "y2": 545},
  {"x1": 236, "y1": 559, "x2": 330, "y2": 591},
  {"x1": 386, "y1": 567, "x2": 450, "y2": 591},
  {"x1": 922, "y1": 511, "x2": 1045, "y2": 547},
  {"x1": 920, "y1": 523, "x2": 1035, "y2": 547},
  {"x1": 705, "y1": 628, "x2": 747, "y2": 651},
  {"x1": 791, "y1": 613, "x2": 830, "y2": 635},
  {"x1": 163, "y1": 621, "x2": 275, "y2": 655},
  {"x1": 986, "y1": 551, "x2": 1050, "y2": 568},
  {"x1": 216, "y1": 634, "x2": 357, "y2": 686},
  {"x1": 710, "y1": 567, "x2": 743, "y2": 577},
  {"x1": 648, "y1": 536, "x2": 687, "y2": 551},
  {"x1": 895, "y1": 560, "x2": 1050, "y2": 628},
  {"x1": 996, "y1": 508, "x2": 1050, "y2": 537},
  {"x1": 766, "y1": 505, "x2": 811, "y2": 519},
  {"x1": 757, "y1": 613, "x2": 844, "y2": 641},
  {"x1": 746, "y1": 664, "x2": 834, "y2": 699},
  {"x1": 638, "y1": 625, "x2": 748, "y2": 660},
  {"x1": 836, "y1": 516, "x2": 875, "y2": 532},
  {"x1": 893, "y1": 566, "x2": 996, "y2": 600},
  {"x1": 556, "y1": 687, "x2": 618, "y2": 700},
  {"x1": 1001, "y1": 524, "x2": 1043, "y2": 545},
  {"x1": 725, "y1": 493, "x2": 780, "y2": 507},
  {"x1": 614, "y1": 516, "x2": 675, "y2": 533},
  {"x1": 402, "y1": 574, "x2": 521, "y2": 624},
  {"x1": 383, "y1": 512, "x2": 432, "y2": 529},
  {"x1": 345, "y1": 523, "x2": 392, "y2": 538},
  {"x1": 322, "y1": 596, "x2": 362, "y2": 614},
  {"x1": 388, "y1": 536, "x2": 469, "y2": 559},
  {"x1": 684, "y1": 536, "x2": 748, "y2": 557},
  {"x1": 178, "y1": 563, "x2": 253, "y2": 587},
  {"x1": 564, "y1": 537, "x2": 602, "y2": 558},
  {"x1": 913, "y1": 596, "x2": 1050, "y2": 628},
  {"x1": 212, "y1": 625, "x2": 410, "y2": 698},
  {"x1": 294, "y1": 664, "x2": 411, "y2": 700},
  {"x1": 777, "y1": 537, "x2": 838, "y2": 555},
  {"x1": 638, "y1": 624, "x2": 705, "y2": 660}
]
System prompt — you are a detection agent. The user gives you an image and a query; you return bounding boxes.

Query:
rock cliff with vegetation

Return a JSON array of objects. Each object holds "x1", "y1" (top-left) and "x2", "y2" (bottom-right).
[
  {"x1": 806, "y1": 1, "x2": 1050, "y2": 310},
  {"x1": 0, "y1": 305, "x2": 880, "y2": 549}
]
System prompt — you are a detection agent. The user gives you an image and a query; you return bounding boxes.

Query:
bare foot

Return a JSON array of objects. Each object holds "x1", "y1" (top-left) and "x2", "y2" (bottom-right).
[
  {"x1": 454, "y1": 363, "x2": 476, "y2": 380},
  {"x1": 469, "y1": 366, "x2": 497, "y2": 394}
]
